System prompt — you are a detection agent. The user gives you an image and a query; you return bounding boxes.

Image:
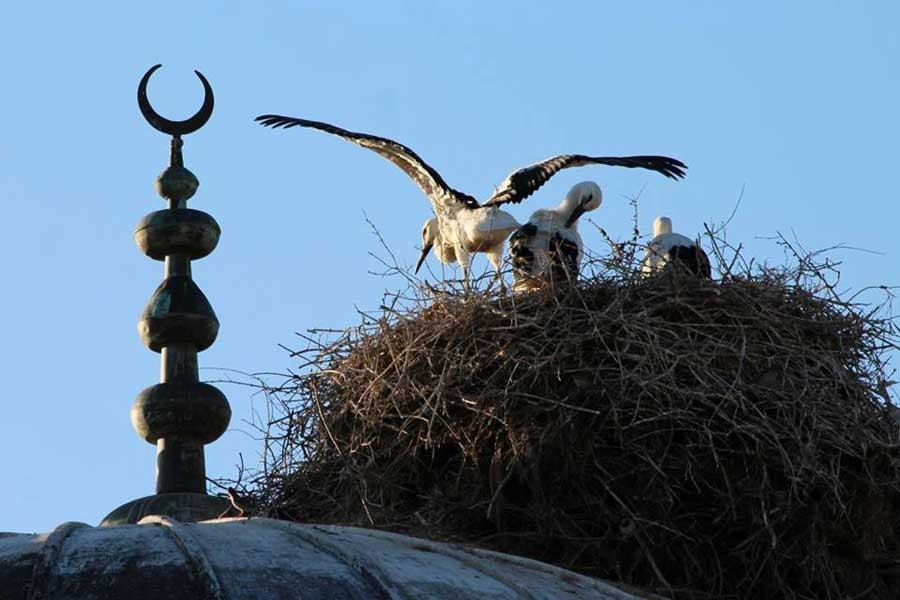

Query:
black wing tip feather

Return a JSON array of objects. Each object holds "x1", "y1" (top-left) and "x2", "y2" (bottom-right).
[
  {"x1": 255, "y1": 114, "x2": 300, "y2": 129},
  {"x1": 647, "y1": 156, "x2": 688, "y2": 180},
  {"x1": 619, "y1": 155, "x2": 688, "y2": 180},
  {"x1": 660, "y1": 159, "x2": 687, "y2": 180}
]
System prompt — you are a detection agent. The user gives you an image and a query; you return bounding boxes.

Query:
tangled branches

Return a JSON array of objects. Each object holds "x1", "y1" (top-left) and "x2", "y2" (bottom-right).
[{"x1": 236, "y1": 233, "x2": 900, "y2": 599}]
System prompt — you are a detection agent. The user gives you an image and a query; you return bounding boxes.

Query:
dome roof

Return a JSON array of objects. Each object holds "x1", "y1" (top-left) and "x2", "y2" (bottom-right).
[{"x1": 0, "y1": 517, "x2": 648, "y2": 599}]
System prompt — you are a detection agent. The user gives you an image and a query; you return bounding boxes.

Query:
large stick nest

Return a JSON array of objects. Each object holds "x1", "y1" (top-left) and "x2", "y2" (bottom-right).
[{"x1": 241, "y1": 235, "x2": 900, "y2": 599}]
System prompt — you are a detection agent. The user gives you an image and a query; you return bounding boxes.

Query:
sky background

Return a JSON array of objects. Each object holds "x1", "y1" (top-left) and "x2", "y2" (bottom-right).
[{"x1": 1, "y1": 2, "x2": 898, "y2": 533}]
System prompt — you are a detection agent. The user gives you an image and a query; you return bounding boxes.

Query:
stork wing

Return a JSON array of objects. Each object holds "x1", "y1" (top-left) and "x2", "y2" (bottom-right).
[
  {"x1": 483, "y1": 154, "x2": 687, "y2": 207},
  {"x1": 255, "y1": 114, "x2": 477, "y2": 209}
]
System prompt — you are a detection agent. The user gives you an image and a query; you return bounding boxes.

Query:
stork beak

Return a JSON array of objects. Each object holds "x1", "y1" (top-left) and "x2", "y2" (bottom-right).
[
  {"x1": 565, "y1": 204, "x2": 587, "y2": 227},
  {"x1": 415, "y1": 243, "x2": 434, "y2": 273}
]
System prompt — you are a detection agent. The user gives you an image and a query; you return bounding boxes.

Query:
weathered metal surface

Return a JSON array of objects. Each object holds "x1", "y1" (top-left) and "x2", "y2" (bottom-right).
[
  {"x1": 160, "y1": 343, "x2": 199, "y2": 383},
  {"x1": 0, "y1": 518, "x2": 651, "y2": 599},
  {"x1": 131, "y1": 382, "x2": 230, "y2": 444},
  {"x1": 154, "y1": 439, "x2": 208, "y2": 494},
  {"x1": 138, "y1": 276, "x2": 219, "y2": 352},
  {"x1": 100, "y1": 494, "x2": 230, "y2": 527},
  {"x1": 156, "y1": 164, "x2": 200, "y2": 206},
  {"x1": 135, "y1": 209, "x2": 220, "y2": 260}
]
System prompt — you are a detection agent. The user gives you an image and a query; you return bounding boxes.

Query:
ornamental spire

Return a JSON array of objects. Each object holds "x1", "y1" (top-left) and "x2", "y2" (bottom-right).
[
  {"x1": 132, "y1": 64, "x2": 230, "y2": 494},
  {"x1": 103, "y1": 65, "x2": 230, "y2": 525}
]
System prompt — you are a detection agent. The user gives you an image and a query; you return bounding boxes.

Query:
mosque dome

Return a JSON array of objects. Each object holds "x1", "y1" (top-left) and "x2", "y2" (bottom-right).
[{"x1": 0, "y1": 517, "x2": 646, "y2": 599}]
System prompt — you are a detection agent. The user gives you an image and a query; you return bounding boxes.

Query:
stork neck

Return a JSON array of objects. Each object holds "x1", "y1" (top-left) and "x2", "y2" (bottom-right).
[
  {"x1": 557, "y1": 194, "x2": 578, "y2": 214},
  {"x1": 551, "y1": 196, "x2": 574, "y2": 225},
  {"x1": 653, "y1": 217, "x2": 673, "y2": 236},
  {"x1": 558, "y1": 194, "x2": 588, "y2": 228}
]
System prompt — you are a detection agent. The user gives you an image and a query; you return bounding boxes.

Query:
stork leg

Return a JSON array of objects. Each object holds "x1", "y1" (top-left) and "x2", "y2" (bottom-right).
[
  {"x1": 456, "y1": 245, "x2": 472, "y2": 292},
  {"x1": 485, "y1": 246, "x2": 506, "y2": 292}
]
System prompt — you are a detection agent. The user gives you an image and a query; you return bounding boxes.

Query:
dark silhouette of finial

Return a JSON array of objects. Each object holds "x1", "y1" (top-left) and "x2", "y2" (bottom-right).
[
  {"x1": 131, "y1": 64, "x2": 229, "y2": 498},
  {"x1": 138, "y1": 64, "x2": 214, "y2": 137}
]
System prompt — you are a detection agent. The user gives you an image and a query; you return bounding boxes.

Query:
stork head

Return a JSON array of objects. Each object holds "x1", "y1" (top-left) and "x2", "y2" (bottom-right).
[
  {"x1": 415, "y1": 218, "x2": 440, "y2": 273},
  {"x1": 564, "y1": 181, "x2": 603, "y2": 227},
  {"x1": 652, "y1": 216, "x2": 673, "y2": 237}
]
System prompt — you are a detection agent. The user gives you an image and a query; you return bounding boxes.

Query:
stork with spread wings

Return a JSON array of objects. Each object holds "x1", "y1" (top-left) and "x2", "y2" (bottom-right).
[{"x1": 256, "y1": 114, "x2": 686, "y2": 286}]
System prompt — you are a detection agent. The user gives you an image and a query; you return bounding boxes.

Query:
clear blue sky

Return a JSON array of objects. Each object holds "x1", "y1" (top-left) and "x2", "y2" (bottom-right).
[{"x1": 1, "y1": 2, "x2": 897, "y2": 533}]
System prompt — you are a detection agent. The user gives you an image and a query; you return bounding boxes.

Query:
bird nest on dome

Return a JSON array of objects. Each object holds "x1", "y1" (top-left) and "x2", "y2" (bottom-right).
[{"x1": 234, "y1": 229, "x2": 900, "y2": 600}]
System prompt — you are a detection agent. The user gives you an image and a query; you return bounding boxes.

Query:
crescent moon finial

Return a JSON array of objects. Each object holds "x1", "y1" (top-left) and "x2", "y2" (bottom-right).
[{"x1": 138, "y1": 64, "x2": 214, "y2": 136}]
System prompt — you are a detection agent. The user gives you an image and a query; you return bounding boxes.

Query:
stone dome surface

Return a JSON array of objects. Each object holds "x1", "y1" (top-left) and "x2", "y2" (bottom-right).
[{"x1": 0, "y1": 516, "x2": 649, "y2": 599}]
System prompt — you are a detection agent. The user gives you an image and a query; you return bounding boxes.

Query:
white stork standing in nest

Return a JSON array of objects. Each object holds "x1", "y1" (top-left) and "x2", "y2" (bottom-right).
[
  {"x1": 508, "y1": 181, "x2": 603, "y2": 292},
  {"x1": 256, "y1": 114, "x2": 687, "y2": 288},
  {"x1": 641, "y1": 216, "x2": 712, "y2": 278}
]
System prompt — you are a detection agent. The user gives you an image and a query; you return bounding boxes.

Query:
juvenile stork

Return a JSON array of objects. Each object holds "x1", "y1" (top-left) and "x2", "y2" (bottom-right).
[
  {"x1": 256, "y1": 114, "x2": 687, "y2": 286},
  {"x1": 641, "y1": 216, "x2": 712, "y2": 278},
  {"x1": 508, "y1": 181, "x2": 602, "y2": 292}
]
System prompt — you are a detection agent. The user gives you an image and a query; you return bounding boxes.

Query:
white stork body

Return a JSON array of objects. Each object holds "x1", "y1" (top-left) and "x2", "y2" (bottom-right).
[
  {"x1": 508, "y1": 181, "x2": 602, "y2": 292},
  {"x1": 420, "y1": 205, "x2": 522, "y2": 280},
  {"x1": 641, "y1": 216, "x2": 711, "y2": 278},
  {"x1": 256, "y1": 114, "x2": 687, "y2": 287}
]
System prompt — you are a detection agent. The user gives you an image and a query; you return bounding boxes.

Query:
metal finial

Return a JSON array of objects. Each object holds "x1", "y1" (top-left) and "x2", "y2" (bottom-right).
[
  {"x1": 129, "y1": 65, "x2": 229, "y2": 502},
  {"x1": 102, "y1": 66, "x2": 230, "y2": 525},
  {"x1": 137, "y1": 65, "x2": 215, "y2": 208},
  {"x1": 138, "y1": 64, "x2": 214, "y2": 138}
]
